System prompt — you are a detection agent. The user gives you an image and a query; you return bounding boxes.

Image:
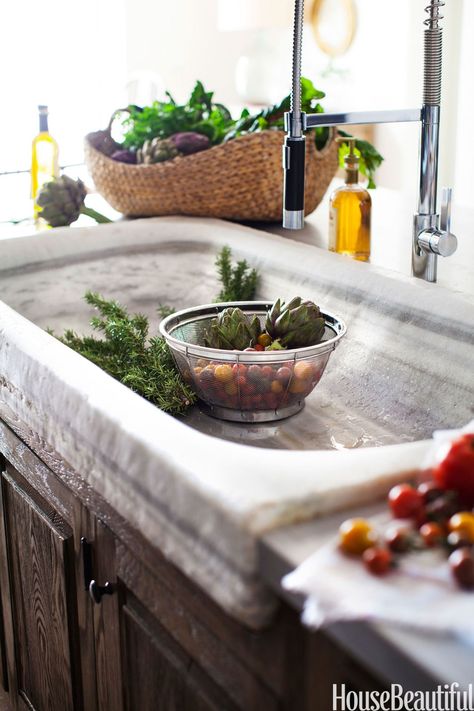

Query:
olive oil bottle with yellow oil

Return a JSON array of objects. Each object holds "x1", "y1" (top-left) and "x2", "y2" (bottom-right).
[
  {"x1": 31, "y1": 105, "x2": 59, "y2": 220},
  {"x1": 329, "y1": 137, "x2": 371, "y2": 261}
]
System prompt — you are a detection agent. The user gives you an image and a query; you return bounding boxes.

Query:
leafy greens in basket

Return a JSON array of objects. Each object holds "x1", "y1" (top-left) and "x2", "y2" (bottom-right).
[{"x1": 120, "y1": 78, "x2": 383, "y2": 188}]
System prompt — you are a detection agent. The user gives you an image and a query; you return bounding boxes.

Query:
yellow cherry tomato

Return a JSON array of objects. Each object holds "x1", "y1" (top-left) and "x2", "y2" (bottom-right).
[
  {"x1": 294, "y1": 361, "x2": 314, "y2": 381},
  {"x1": 289, "y1": 379, "x2": 307, "y2": 394},
  {"x1": 257, "y1": 333, "x2": 272, "y2": 348},
  {"x1": 339, "y1": 518, "x2": 377, "y2": 556},
  {"x1": 214, "y1": 364, "x2": 233, "y2": 383},
  {"x1": 271, "y1": 380, "x2": 284, "y2": 394},
  {"x1": 225, "y1": 382, "x2": 238, "y2": 396},
  {"x1": 448, "y1": 512, "x2": 474, "y2": 543}
]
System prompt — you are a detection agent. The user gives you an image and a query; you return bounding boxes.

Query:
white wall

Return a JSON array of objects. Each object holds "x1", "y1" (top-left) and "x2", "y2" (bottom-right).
[{"x1": 123, "y1": 0, "x2": 472, "y2": 209}]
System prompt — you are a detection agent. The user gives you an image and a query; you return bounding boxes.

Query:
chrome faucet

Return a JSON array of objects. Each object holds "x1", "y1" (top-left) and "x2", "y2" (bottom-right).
[{"x1": 283, "y1": 0, "x2": 457, "y2": 283}]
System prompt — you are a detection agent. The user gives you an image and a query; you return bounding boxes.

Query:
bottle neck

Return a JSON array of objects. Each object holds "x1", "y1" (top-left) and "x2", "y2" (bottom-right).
[
  {"x1": 345, "y1": 167, "x2": 359, "y2": 185},
  {"x1": 39, "y1": 112, "x2": 49, "y2": 133}
]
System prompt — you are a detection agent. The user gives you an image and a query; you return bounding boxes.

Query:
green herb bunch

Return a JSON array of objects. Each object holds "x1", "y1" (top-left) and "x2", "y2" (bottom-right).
[
  {"x1": 122, "y1": 81, "x2": 234, "y2": 148},
  {"x1": 51, "y1": 248, "x2": 258, "y2": 416},
  {"x1": 55, "y1": 291, "x2": 196, "y2": 416},
  {"x1": 214, "y1": 246, "x2": 259, "y2": 302},
  {"x1": 121, "y1": 78, "x2": 383, "y2": 187}
]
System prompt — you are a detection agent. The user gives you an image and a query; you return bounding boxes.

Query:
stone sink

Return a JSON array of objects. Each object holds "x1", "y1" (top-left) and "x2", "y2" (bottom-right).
[{"x1": 0, "y1": 217, "x2": 473, "y2": 627}]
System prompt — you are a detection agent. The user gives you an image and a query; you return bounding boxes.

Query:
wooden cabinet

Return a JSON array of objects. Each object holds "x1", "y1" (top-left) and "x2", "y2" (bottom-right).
[
  {"x1": 0, "y1": 421, "x2": 386, "y2": 711},
  {"x1": 0, "y1": 464, "x2": 81, "y2": 710}
]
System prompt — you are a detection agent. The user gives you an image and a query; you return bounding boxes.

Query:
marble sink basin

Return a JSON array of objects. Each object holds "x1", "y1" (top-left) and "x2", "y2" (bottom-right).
[{"x1": 1, "y1": 217, "x2": 473, "y2": 626}]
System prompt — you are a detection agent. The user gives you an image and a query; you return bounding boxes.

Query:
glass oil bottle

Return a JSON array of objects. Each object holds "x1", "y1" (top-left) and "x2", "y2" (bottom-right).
[
  {"x1": 329, "y1": 137, "x2": 371, "y2": 261},
  {"x1": 31, "y1": 105, "x2": 59, "y2": 220}
]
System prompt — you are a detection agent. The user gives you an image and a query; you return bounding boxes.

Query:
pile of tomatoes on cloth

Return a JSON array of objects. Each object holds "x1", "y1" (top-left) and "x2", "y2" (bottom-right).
[{"x1": 339, "y1": 433, "x2": 474, "y2": 589}]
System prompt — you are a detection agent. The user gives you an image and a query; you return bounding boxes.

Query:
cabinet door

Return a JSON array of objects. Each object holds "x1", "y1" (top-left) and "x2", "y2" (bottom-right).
[
  {"x1": 0, "y1": 465, "x2": 82, "y2": 711},
  {"x1": 91, "y1": 523, "x2": 240, "y2": 711}
]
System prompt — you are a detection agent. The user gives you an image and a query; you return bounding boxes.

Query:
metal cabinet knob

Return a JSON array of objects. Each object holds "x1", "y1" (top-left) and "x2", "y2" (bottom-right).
[{"x1": 89, "y1": 580, "x2": 114, "y2": 604}]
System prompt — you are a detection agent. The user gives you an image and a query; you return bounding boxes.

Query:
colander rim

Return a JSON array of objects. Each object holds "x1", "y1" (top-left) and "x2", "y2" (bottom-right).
[{"x1": 159, "y1": 301, "x2": 347, "y2": 361}]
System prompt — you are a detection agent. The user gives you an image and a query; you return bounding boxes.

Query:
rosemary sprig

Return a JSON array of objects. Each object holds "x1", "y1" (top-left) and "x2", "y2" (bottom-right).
[
  {"x1": 214, "y1": 246, "x2": 259, "y2": 302},
  {"x1": 55, "y1": 291, "x2": 195, "y2": 416}
]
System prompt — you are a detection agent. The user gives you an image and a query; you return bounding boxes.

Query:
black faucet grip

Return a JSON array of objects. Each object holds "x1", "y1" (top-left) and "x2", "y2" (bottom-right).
[{"x1": 283, "y1": 136, "x2": 305, "y2": 211}]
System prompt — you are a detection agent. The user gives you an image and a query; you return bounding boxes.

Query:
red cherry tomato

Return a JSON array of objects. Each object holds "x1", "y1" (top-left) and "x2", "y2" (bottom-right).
[
  {"x1": 433, "y1": 433, "x2": 474, "y2": 508},
  {"x1": 419, "y1": 522, "x2": 444, "y2": 547},
  {"x1": 388, "y1": 484, "x2": 424, "y2": 519},
  {"x1": 254, "y1": 344, "x2": 265, "y2": 351},
  {"x1": 362, "y1": 547, "x2": 393, "y2": 576}
]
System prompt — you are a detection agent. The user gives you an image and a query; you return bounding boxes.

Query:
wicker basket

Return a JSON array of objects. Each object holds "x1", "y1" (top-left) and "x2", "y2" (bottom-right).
[{"x1": 84, "y1": 125, "x2": 338, "y2": 221}]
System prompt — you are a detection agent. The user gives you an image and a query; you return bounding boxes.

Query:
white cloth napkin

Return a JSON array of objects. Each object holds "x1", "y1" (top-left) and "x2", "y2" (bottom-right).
[{"x1": 282, "y1": 421, "x2": 474, "y2": 641}]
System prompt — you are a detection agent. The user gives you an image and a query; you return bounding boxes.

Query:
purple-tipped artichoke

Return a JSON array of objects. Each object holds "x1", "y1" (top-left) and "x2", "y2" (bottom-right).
[
  {"x1": 265, "y1": 297, "x2": 325, "y2": 348},
  {"x1": 111, "y1": 149, "x2": 137, "y2": 164},
  {"x1": 36, "y1": 175, "x2": 111, "y2": 227},
  {"x1": 169, "y1": 132, "x2": 210, "y2": 155},
  {"x1": 204, "y1": 307, "x2": 261, "y2": 350}
]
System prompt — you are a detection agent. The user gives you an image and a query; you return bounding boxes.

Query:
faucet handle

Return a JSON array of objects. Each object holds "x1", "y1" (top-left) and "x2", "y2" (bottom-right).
[{"x1": 440, "y1": 187, "x2": 452, "y2": 234}]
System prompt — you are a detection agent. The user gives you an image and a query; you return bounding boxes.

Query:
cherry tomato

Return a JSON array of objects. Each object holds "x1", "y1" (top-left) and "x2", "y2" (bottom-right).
[
  {"x1": 261, "y1": 365, "x2": 274, "y2": 379},
  {"x1": 289, "y1": 379, "x2": 307, "y2": 394},
  {"x1": 446, "y1": 532, "x2": 472, "y2": 553},
  {"x1": 247, "y1": 365, "x2": 261, "y2": 381},
  {"x1": 419, "y1": 522, "x2": 444, "y2": 547},
  {"x1": 363, "y1": 547, "x2": 393, "y2": 576},
  {"x1": 257, "y1": 333, "x2": 272, "y2": 348},
  {"x1": 425, "y1": 494, "x2": 459, "y2": 524},
  {"x1": 235, "y1": 375, "x2": 247, "y2": 388},
  {"x1": 225, "y1": 382, "x2": 238, "y2": 396},
  {"x1": 384, "y1": 524, "x2": 412, "y2": 553},
  {"x1": 271, "y1": 380, "x2": 284, "y2": 394},
  {"x1": 339, "y1": 518, "x2": 377, "y2": 556},
  {"x1": 433, "y1": 433, "x2": 474, "y2": 508},
  {"x1": 254, "y1": 344, "x2": 265, "y2": 351},
  {"x1": 449, "y1": 548, "x2": 474, "y2": 590},
  {"x1": 448, "y1": 512, "x2": 474, "y2": 543},
  {"x1": 417, "y1": 481, "x2": 443, "y2": 504},
  {"x1": 294, "y1": 361, "x2": 313, "y2": 381},
  {"x1": 232, "y1": 363, "x2": 247, "y2": 376},
  {"x1": 214, "y1": 364, "x2": 233, "y2": 383},
  {"x1": 388, "y1": 484, "x2": 424, "y2": 519},
  {"x1": 276, "y1": 366, "x2": 292, "y2": 384}
]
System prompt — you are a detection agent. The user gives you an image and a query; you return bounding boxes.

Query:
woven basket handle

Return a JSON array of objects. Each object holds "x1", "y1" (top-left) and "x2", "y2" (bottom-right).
[{"x1": 105, "y1": 107, "x2": 134, "y2": 137}]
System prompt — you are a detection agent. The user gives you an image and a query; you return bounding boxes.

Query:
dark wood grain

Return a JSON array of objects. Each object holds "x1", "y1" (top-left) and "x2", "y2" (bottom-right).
[
  {"x1": 122, "y1": 596, "x2": 238, "y2": 711},
  {"x1": 1, "y1": 466, "x2": 80, "y2": 711},
  {"x1": 92, "y1": 519, "x2": 124, "y2": 711},
  {"x1": 116, "y1": 542, "x2": 280, "y2": 710}
]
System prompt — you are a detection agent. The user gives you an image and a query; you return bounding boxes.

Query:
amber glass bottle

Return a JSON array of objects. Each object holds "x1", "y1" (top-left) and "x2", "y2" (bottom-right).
[
  {"x1": 329, "y1": 137, "x2": 371, "y2": 261},
  {"x1": 31, "y1": 105, "x2": 59, "y2": 219}
]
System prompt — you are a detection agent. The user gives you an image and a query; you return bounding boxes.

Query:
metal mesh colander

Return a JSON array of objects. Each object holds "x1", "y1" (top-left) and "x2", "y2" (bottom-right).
[{"x1": 160, "y1": 302, "x2": 346, "y2": 422}]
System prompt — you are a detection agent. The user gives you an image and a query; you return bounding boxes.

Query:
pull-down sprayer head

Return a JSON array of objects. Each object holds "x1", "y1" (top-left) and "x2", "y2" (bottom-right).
[{"x1": 282, "y1": 0, "x2": 305, "y2": 229}]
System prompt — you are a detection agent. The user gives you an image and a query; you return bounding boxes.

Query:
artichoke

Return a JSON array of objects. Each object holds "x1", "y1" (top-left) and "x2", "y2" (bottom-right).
[
  {"x1": 169, "y1": 132, "x2": 210, "y2": 155},
  {"x1": 204, "y1": 307, "x2": 261, "y2": 350},
  {"x1": 36, "y1": 175, "x2": 111, "y2": 227},
  {"x1": 111, "y1": 149, "x2": 137, "y2": 164},
  {"x1": 265, "y1": 297, "x2": 325, "y2": 348},
  {"x1": 136, "y1": 137, "x2": 181, "y2": 164}
]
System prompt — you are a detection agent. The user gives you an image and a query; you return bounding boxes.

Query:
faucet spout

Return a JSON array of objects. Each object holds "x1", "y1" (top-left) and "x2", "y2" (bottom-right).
[{"x1": 283, "y1": 0, "x2": 458, "y2": 282}]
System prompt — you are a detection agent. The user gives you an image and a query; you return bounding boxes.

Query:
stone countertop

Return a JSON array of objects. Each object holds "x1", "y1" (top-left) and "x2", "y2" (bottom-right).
[{"x1": 0, "y1": 216, "x2": 473, "y2": 632}]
